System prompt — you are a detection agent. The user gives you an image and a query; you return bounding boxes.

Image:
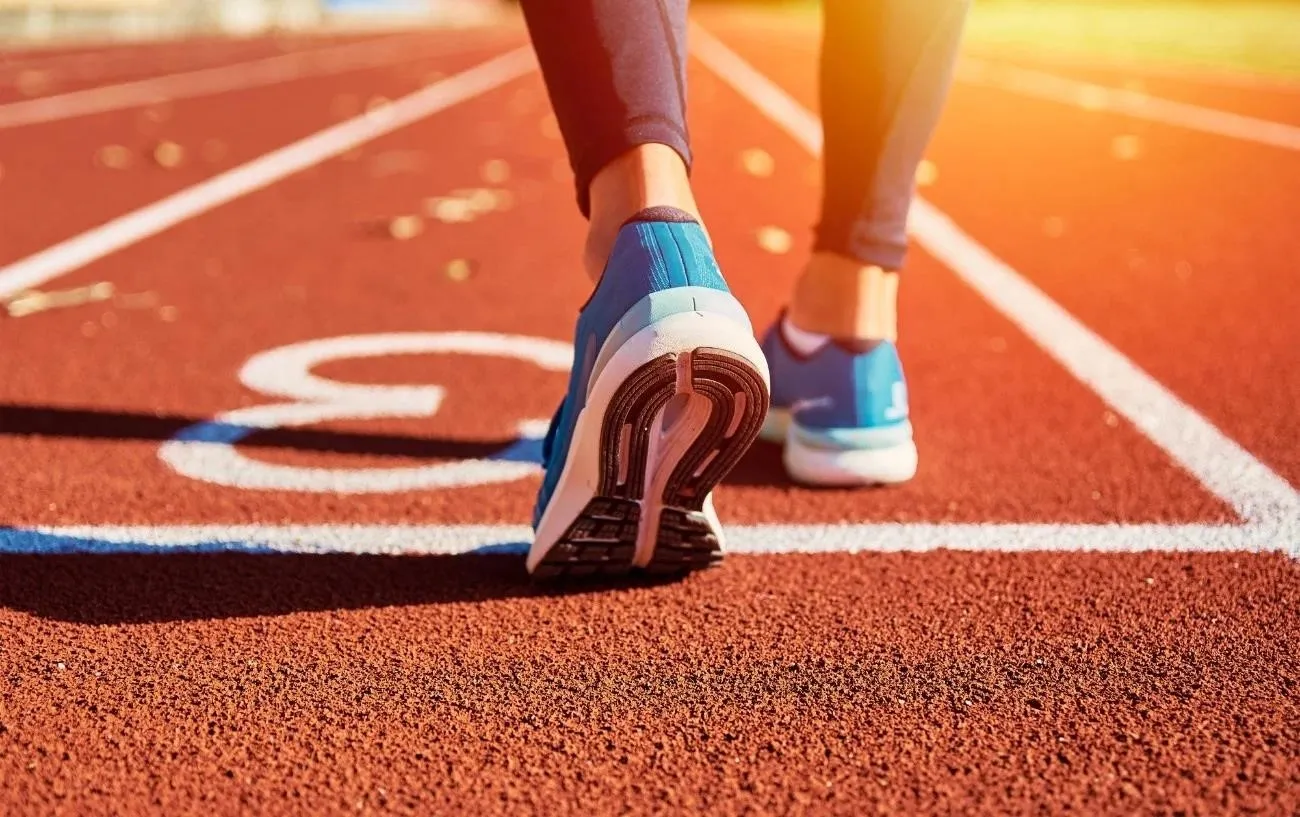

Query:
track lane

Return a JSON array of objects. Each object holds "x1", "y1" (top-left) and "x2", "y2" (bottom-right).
[
  {"x1": 976, "y1": 58, "x2": 1300, "y2": 126},
  {"x1": 0, "y1": 31, "x2": 424, "y2": 101},
  {"x1": 0, "y1": 65, "x2": 1231, "y2": 527},
  {"x1": 0, "y1": 31, "x2": 489, "y2": 124},
  {"x1": 691, "y1": 5, "x2": 1300, "y2": 124},
  {"x1": 0, "y1": 30, "x2": 525, "y2": 266},
  {"x1": 701, "y1": 18, "x2": 1300, "y2": 489},
  {"x1": 0, "y1": 72, "x2": 583, "y2": 527},
  {"x1": 688, "y1": 65, "x2": 1232, "y2": 527}
]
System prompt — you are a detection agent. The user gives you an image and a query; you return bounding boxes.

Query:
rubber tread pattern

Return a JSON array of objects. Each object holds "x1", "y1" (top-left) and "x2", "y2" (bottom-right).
[{"x1": 534, "y1": 348, "x2": 769, "y2": 579}]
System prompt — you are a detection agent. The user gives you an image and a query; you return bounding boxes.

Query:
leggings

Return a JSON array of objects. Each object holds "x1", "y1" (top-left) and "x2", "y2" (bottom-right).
[{"x1": 518, "y1": 0, "x2": 970, "y2": 271}]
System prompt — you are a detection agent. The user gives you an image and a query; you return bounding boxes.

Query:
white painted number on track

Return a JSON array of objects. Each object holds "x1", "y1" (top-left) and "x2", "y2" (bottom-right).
[{"x1": 159, "y1": 332, "x2": 573, "y2": 493}]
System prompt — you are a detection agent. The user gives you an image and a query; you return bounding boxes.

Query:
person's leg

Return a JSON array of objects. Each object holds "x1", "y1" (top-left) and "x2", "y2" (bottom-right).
[
  {"x1": 518, "y1": 0, "x2": 701, "y2": 282},
  {"x1": 793, "y1": 0, "x2": 970, "y2": 341},
  {"x1": 761, "y1": 0, "x2": 969, "y2": 486},
  {"x1": 518, "y1": 1, "x2": 770, "y2": 577}
]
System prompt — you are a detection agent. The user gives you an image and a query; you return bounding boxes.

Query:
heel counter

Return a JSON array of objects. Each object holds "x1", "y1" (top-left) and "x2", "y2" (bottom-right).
[
  {"x1": 591, "y1": 287, "x2": 755, "y2": 389},
  {"x1": 601, "y1": 221, "x2": 728, "y2": 296},
  {"x1": 852, "y1": 341, "x2": 909, "y2": 427},
  {"x1": 668, "y1": 221, "x2": 729, "y2": 293}
]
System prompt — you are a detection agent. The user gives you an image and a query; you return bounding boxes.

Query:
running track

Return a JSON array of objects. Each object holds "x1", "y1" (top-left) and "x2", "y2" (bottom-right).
[{"x1": 1, "y1": 9, "x2": 1297, "y2": 814}]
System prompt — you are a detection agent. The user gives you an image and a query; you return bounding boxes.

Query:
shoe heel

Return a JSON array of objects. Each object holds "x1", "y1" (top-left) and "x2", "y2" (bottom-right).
[{"x1": 529, "y1": 313, "x2": 769, "y2": 577}]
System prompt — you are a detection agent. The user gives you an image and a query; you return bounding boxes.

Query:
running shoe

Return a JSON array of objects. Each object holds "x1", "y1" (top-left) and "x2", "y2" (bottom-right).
[
  {"x1": 529, "y1": 208, "x2": 770, "y2": 577},
  {"x1": 759, "y1": 315, "x2": 917, "y2": 486}
]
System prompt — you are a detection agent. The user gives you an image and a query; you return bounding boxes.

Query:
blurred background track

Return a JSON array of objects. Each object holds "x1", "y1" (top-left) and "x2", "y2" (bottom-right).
[{"x1": 0, "y1": 0, "x2": 498, "y2": 45}]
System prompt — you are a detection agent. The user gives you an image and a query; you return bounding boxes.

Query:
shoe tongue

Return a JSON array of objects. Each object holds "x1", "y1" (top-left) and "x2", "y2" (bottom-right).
[{"x1": 621, "y1": 206, "x2": 699, "y2": 226}]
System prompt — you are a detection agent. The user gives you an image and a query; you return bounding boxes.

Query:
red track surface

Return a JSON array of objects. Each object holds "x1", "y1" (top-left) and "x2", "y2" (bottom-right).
[
  {"x1": 0, "y1": 33, "x2": 424, "y2": 104},
  {"x1": 0, "y1": 29, "x2": 519, "y2": 261},
  {"x1": 1, "y1": 11, "x2": 1297, "y2": 815}
]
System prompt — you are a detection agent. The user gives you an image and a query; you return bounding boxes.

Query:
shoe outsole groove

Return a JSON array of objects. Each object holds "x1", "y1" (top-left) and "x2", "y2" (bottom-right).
[{"x1": 533, "y1": 347, "x2": 768, "y2": 580}]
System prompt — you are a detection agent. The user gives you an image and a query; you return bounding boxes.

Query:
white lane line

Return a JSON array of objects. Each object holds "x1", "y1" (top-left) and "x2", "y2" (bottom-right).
[
  {"x1": 961, "y1": 50, "x2": 1300, "y2": 94},
  {"x1": 0, "y1": 46, "x2": 535, "y2": 300},
  {"x1": 0, "y1": 36, "x2": 383, "y2": 84},
  {"x1": 689, "y1": 24, "x2": 1300, "y2": 534},
  {"x1": 1, "y1": 523, "x2": 1293, "y2": 556},
  {"x1": 0, "y1": 32, "x2": 455, "y2": 130},
  {"x1": 957, "y1": 58, "x2": 1300, "y2": 151}
]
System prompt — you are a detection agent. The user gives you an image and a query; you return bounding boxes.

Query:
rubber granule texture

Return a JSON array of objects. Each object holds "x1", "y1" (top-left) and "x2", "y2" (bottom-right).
[{"x1": 2, "y1": 550, "x2": 1296, "y2": 816}]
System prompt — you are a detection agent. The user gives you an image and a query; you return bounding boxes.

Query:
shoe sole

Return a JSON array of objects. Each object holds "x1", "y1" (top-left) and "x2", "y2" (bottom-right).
[{"x1": 529, "y1": 315, "x2": 769, "y2": 578}]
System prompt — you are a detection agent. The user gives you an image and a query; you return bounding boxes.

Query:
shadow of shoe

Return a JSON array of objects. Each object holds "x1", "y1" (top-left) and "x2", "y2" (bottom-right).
[
  {"x1": 0, "y1": 550, "x2": 703, "y2": 625},
  {"x1": 720, "y1": 438, "x2": 791, "y2": 488}
]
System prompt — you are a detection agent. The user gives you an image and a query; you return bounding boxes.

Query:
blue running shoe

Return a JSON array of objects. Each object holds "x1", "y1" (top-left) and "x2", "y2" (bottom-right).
[
  {"x1": 529, "y1": 209, "x2": 771, "y2": 577},
  {"x1": 759, "y1": 316, "x2": 917, "y2": 486}
]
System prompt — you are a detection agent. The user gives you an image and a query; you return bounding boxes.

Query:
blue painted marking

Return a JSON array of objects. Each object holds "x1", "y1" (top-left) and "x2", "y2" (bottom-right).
[
  {"x1": 0, "y1": 529, "x2": 278, "y2": 555},
  {"x1": 171, "y1": 421, "x2": 257, "y2": 445},
  {"x1": 6, "y1": 424, "x2": 546, "y2": 555},
  {"x1": 487, "y1": 435, "x2": 544, "y2": 465},
  {"x1": 466, "y1": 542, "x2": 529, "y2": 556},
  {"x1": 0, "y1": 528, "x2": 531, "y2": 556}
]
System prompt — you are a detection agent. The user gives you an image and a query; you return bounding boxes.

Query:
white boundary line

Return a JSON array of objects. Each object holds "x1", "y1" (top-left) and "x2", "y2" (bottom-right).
[
  {"x1": 0, "y1": 32, "x2": 460, "y2": 130},
  {"x1": 957, "y1": 58, "x2": 1300, "y2": 151},
  {"x1": 961, "y1": 49, "x2": 1300, "y2": 94},
  {"x1": 0, "y1": 34, "x2": 336, "y2": 81},
  {"x1": 689, "y1": 25, "x2": 1299, "y2": 544},
  {"x1": 701, "y1": 9, "x2": 1300, "y2": 93},
  {"x1": 0, "y1": 46, "x2": 535, "y2": 300},
  {"x1": 1, "y1": 523, "x2": 1293, "y2": 556}
]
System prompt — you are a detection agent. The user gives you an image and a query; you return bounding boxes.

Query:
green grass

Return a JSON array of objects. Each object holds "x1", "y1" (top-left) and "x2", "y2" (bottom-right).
[{"x1": 963, "y1": 1, "x2": 1300, "y2": 78}]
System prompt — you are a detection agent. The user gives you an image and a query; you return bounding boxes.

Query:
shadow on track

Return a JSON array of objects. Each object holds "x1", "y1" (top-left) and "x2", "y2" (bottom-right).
[
  {"x1": 0, "y1": 402, "x2": 523, "y2": 461},
  {"x1": 0, "y1": 401, "x2": 796, "y2": 486},
  {"x1": 0, "y1": 552, "x2": 696, "y2": 625},
  {"x1": 724, "y1": 439, "x2": 789, "y2": 487},
  {"x1": 0, "y1": 403, "x2": 799, "y2": 626}
]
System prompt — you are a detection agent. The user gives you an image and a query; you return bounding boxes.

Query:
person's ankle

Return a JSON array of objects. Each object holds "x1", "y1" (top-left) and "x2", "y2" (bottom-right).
[
  {"x1": 787, "y1": 252, "x2": 899, "y2": 342},
  {"x1": 583, "y1": 144, "x2": 703, "y2": 283}
]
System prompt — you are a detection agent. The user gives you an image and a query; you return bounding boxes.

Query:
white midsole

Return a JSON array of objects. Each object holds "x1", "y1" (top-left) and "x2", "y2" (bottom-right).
[
  {"x1": 528, "y1": 311, "x2": 769, "y2": 572},
  {"x1": 763, "y1": 407, "x2": 919, "y2": 487}
]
